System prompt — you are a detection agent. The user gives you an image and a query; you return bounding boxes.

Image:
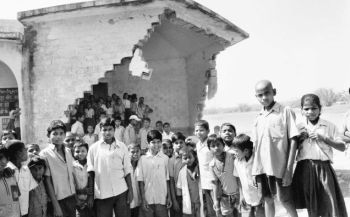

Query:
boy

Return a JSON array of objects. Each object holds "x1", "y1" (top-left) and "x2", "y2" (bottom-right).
[
  {"x1": 71, "y1": 113, "x2": 85, "y2": 138},
  {"x1": 252, "y1": 80, "x2": 298, "y2": 217},
  {"x1": 232, "y1": 134, "x2": 264, "y2": 217},
  {"x1": 6, "y1": 140, "x2": 38, "y2": 217},
  {"x1": 64, "y1": 132, "x2": 76, "y2": 154},
  {"x1": 155, "y1": 120, "x2": 163, "y2": 133},
  {"x1": 27, "y1": 143, "x2": 40, "y2": 159},
  {"x1": 169, "y1": 132, "x2": 186, "y2": 217},
  {"x1": 128, "y1": 143, "x2": 142, "y2": 217},
  {"x1": 28, "y1": 156, "x2": 48, "y2": 217},
  {"x1": 124, "y1": 115, "x2": 141, "y2": 146},
  {"x1": 162, "y1": 122, "x2": 174, "y2": 140},
  {"x1": 72, "y1": 142, "x2": 91, "y2": 217},
  {"x1": 0, "y1": 146, "x2": 21, "y2": 217},
  {"x1": 139, "y1": 118, "x2": 152, "y2": 154},
  {"x1": 94, "y1": 111, "x2": 107, "y2": 140},
  {"x1": 136, "y1": 130, "x2": 172, "y2": 217},
  {"x1": 1, "y1": 130, "x2": 16, "y2": 147},
  {"x1": 208, "y1": 135, "x2": 239, "y2": 217},
  {"x1": 87, "y1": 118, "x2": 133, "y2": 217},
  {"x1": 194, "y1": 120, "x2": 215, "y2": 217},
  {"x1": 220, "y1": 123, "x2": 236, "y2": 154},
  {"x1": 162, "y1": 139, "x2": 173, "y2": 158},
  {"x1": 114, "y1": 116, "x2": 125, "y2": 143},
  {"x1": 40, "y1": 120, "x2": 76, "y2": 217}
]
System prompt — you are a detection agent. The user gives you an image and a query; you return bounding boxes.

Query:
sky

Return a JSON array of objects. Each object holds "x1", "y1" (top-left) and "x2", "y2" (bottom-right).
[{"x1": 1, "y1": 0, "x2": 350, "y2": 108}]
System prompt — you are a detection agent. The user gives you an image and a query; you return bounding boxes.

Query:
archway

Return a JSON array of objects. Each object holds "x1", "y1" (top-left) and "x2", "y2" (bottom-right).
[{"x1": 0, "y1": 60, "x2": 20, "y2": 138}]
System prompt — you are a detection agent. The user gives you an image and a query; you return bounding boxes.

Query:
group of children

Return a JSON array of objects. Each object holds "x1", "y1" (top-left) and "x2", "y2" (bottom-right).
[{"x1": 1, "y1": 79, "x2": 349, "y2": 217}]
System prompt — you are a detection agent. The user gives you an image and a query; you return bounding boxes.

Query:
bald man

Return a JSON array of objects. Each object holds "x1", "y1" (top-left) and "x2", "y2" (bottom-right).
[{"x1": 252, "y1": 80, "x2": 298, "y2": 217}]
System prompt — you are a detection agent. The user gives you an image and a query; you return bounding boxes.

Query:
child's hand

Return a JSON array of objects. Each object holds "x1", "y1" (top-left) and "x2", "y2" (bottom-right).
[
  {"x1": 298, "y1": 131, "x2": 309, "y2": 143},
  {"x1": 239, "y1": 197, "x2": 247, "y2": 210},
  {"x1": 127, "y1": 189, "x2": 133, "y2": 204},
  {"x1": 309, "y1": 132, "x2": 327, "y2": 143},
  {"x1": 166, "y1": 196, "x2": 172, "y2": 209},
  {"x1": 282, "y1": 170, "x2": 293, "y2": 187}
]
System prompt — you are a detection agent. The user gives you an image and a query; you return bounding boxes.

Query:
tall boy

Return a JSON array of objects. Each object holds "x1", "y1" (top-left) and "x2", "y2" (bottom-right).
[
  {"x1": 252, "y1": 80, "x2": 298, "y2": 217},
  {"x1": 87, "y1": 118, "x2": 133, "y2": 217},
  {"x1": 136, "y1": 130, "x2": 172, "y2": 217},
  {"x1": 194, "y1": 120, "x2": 216, "y2": 217}
]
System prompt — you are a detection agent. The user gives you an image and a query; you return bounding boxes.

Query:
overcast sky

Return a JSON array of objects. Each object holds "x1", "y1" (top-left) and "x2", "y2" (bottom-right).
[{"x1": 1, "y1": 0, "x2": 350, "y2": 108}]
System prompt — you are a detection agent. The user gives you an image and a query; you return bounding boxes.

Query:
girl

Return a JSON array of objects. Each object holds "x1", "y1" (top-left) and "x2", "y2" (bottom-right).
[
  {"x1": 292, "y1": 94, "x2": 348, "y2": 217},
  {"x1": 177, "y1": 146, "x2": 204, "y2": 217},
  {"x1": 82, "y1": 125, "x2": 97, "y2": 147}
]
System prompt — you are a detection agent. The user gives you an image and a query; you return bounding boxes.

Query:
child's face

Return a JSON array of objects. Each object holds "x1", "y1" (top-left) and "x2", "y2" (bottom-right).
[
  {"x1": 214, "y1": 127, "x2": 220, "y2": 135},
  {"x1": 101, "y1": 126, "x2": 115, "y2": 141},
  {"x1": 255, "y1": 85, "x2": 275, "y2": 107},
  {"x1": 163, "y1": 125, "x2": 170, "y2": 133},
  {"x1": 87, "y1": 126, "x2": 94, "y2": 134},
  {"x1": 194, "y1": 126, "x2": 209, "y2": 141},
  {"x1": 182, "y1": 152, "x2": 195, "y2": 167},
  {"x1": 220, "y1": 126, "x2": 236, "y2": 143},
  {"x1": 173, "y1": 139, "x2": 185, "y2": 153},
  {"x1": 302, "y1": 101, "x2": 321, "y2": 122},
  {"x1": 209, "y1": 141, "x2": 224, "y2": 156},
  {"x1": 17, "y1": 146, "x2": 28, "y2": 163},
  {"x1": 143, "y1": 120, "x2": 150, "y2": 128},
  {"x1": 0, "y1": 154, "x2": 8, "y2": 172},
  {"x1": 64, "y1": 134, "x2": 76, "y2": 149},
  {"x1": 130, "y1": 120, "x2": 137, "y2": 126},
  {"x1": 232, "y1": 147, "x2": 248, "y2": 161},
  {"x1": 129, "y1": 147, "x2": 141, "y2": 162},
  {"x1": 162, "y1": 143, "x2": 173, "y2": 158},
  {"x1": 156, "y1": 123, "x2": 163, "y2": 132},
  {"x1": 30, "y1": 165, "x2": 45, "y2": 181},
  {"x1": 115, "y1": 120, "x2": 121, "y2": 127},
  {"x1": 79, "y1": 115, "x2": 85, "y2": 122},
  {"x1": 50, "y1": 128, "x2": 66, "y2": 145},
  {"x1": 74, "y1": 146, "x2": 88, "y2": 161},
  {"x1": 27, "y1": 145, "x2": 40, "y2": 158},
  {"x1": 148, "y1": 139, "x2": 161, "y2": 153},
  {"x1": 1, "y1": 134, "x2": 15, "y2": 145}
]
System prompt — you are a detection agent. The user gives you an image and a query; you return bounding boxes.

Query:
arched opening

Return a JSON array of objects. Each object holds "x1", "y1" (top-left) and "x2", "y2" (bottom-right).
[{"x1": 0, "y1": 60, "x2": 20, "y2": 138}]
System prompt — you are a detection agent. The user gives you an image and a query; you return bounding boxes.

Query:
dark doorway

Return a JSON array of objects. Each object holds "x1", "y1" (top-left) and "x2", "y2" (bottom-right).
[{"x1": 92, "y1": 82, "x2": 108, "y2": 98}]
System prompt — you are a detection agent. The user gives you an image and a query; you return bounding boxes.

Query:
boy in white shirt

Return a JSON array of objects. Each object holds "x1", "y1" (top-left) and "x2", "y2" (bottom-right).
[
  {"x1": 71, "y1": 113, "x2": 85, "y2": 138},
  {"x1": 114, "y1": 116, "x2": 125, "y2": 143},
  {"x1": 136, "y1": 130, "x2": 172, "y2": 217},
  {"x1": 139, "y1": 117, "x2": 152, "y2": 154},
  {"x1": 128, "y1": 143, "x2": 142, "y2": 217},
  {"x1": 162, "y1": 122, "x2": 174, "y2": 140}
]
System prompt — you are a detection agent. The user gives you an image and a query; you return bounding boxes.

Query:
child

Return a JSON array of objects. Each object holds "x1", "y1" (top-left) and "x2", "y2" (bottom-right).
[
  {"x1": 232, "y1": 134, "x2": 264, "y2": 217},
  {"x1": 64, "y1": 132, "x2": 77, "y2": 155},
  {"x1": 292, "y1": 94, "x2": 348, "y2": 217},
  {"x1": 139, "y1": 117, "x2": 152, "y2": 154},
  {"x1": 40, "y1": 120, "x2": 76, "y2": 217},
  {"x1": 84, "y1": 102, "x2": 95, "y2": 132},
  {"x1": 1, "y1": 130, "x2": 16, "y2": 147},
  {"x1": 208, "y1": 134, "x2": 239, "y2": 217},
  {"x1": 72, "y1": 142, "x2": 92, "y2": 217},
  {"x1": 123, "y1": 93, "x2": 132, "y2": 124},
  {"x1": 83, "y1": 125, "x2": 97, "y2": 147},
  {"x1": 220, "y1": 123, "x2": 236, "y2": 154},
  {"x1": 162, "y1": 122, "x2": 174, "y2": 140},
  {"x1": 94, "y1": 111, "x2": 107, "y2": 140},
  {"x1": 86, "y1": 118, "x2": 133, "y2": 217},
  {"x1": 28, "y1": 156, "x2": 48, "y2": 217},
  {"x1": 114, "y1": 116, "x2": 125, "y2": 143},
  {"x1": 0, "y1": 146, "x2": 21, "y2": 217},
  {"x1": 155, "y1": 120, "x2": 163, "y2": 134},
  {"x1": 162, "y1": 139, "x2": 174, "y2": 158},
  {"x1": 194, "y1": 120, "x2": 216, "y2": 217},
  {"x1": 213, "y1": 126, "x2": 220, "y2": 137},
  {"x1": 128, "y1": 143, "x2": 142, "y2": 217},
  {"x1": 71, "y1": 113, "x2": 85, "y2": 139},
  {"x1": 252, "y1": 80, "x2": 298, "y2": 217},
  {"x1": 6, "y1": 140, "x2": 38, "y2": 217},
  {"x1": 136, "y1": 130, "x2": 172, "y2": 217},
  {"x1": 177, "y1": 146, "x2": 204, "y2": 217},
  {"x1": 124, "y1": 115, "x2": 141, "y2": 146},
  {"x1": 114, "y1": 98, "x2": 125, "y2": 123},
  {"x1": 106, "y1": 101, "x2": 114, "y2": 119},
  {"x1": 169, "y1": 132, "x2": 186, "y2": 217},
  {"x1": 27, "y1": 143, "x2": 40, "y2": 159}
]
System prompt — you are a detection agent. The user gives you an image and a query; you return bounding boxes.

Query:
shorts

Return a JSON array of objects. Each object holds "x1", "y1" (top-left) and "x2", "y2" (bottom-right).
[{"x1": 256, "y1": 174, "x2": 292, "y2": 203}]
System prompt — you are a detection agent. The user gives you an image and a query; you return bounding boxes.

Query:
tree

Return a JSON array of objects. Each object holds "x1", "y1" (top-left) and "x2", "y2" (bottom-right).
[{"x1": 314, "y1": 88, "x2": 338, "y2": 107}]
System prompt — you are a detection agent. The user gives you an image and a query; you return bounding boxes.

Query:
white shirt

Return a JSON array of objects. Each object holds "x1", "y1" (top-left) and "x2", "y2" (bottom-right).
[
  {"x1": 72, "y1": 161, "x2": 88, "y2": 190},
  {"x1": 87, "y1": 139, "x2": 132, "y2": 199},
  {"x1": 139, "y1": 127, "x2": 152, "y2": 150},
  {"x1": 196, "y1": 139, "x2": 214, "y2": 190},
  {"x1": 233, "y1": 156, "x2": 261, "y2": 206},
  {"x1": 136, "y1": 152, "x2": 169, "y2": 205},
  {"x1": 162, "y1": 132, "x2": 174, "y2": 141},
  {"x1": 7, "y1": 162, "x2": 38, "y2": 216},
  {"x1": 114, "y1": 126, "x2": 125, "y2": 143},
  {"x1": 71, "y1": 121, "x2": 85, "y2": 138},
  {"x1": 83, "y1": 134, "x2": 97, "y2": 147}
]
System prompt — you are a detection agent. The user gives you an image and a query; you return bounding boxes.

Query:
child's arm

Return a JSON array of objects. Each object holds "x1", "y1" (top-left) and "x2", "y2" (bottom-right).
[
  {"x1": 44, "y1": 176, "x2": 63, "y2": 217},
  {"x1": 283, "y1": 137, "x2": 298, "y2": 187},
  {"x1": 125, "y1": 174, "x2": 133, "y2": 204},
  {"x1": 87, "y1": 171, "x2": 95, "y2": 208},
  {"x1": 309, "y1": 132, "x2": 346, "y2": 152},
  {"x1": 138, "y1": 181, "x2": 149, "y2": 211},
  {"x1": 169, "y1": 177, "x2": 180, "y2": 212},
  {"x1": 211, "y1": 180, "x2": 222, "y2": 217},
  {"x1": 166, "y1": 180, "x2": 172, "y2": 209}
]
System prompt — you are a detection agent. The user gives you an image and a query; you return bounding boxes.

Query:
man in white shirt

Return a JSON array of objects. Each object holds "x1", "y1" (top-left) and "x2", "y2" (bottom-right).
[{"x1": 87, "y1": 118, "x2": 133, "y2": 217}]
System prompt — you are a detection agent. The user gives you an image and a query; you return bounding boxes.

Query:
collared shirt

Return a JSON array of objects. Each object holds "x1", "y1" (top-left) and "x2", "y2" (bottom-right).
[
  {"x1": 136, "y1": 152, "x2": 169, "y2": 205},
  {"x1": 71, "y1": 121, "x2": 85, "y2": 138},
  {"x1": 7, "y1": 161, "x2": 38, "y2": 216},
  {"x1": 0, "y1": 176, "x2": 20, "y2": 217},
  {"x1": 83, "y1": 134, "x2": 97, "y2": 147},
  {"x1": 296, "y1": 118, "x2": 344, "y2": 162},
  {"x1": 124, "y1": 124, "x2": 137, "y2": 145},
  {"x1": 139, "y1": 127, "x2": 152, "y2": 150},
  {"x1": 233, "y1": 156, "x2": 261, "y2": 206},
  {"x1": 196, "y1": 139, "x2": 214, "y2": 189},
  {"x1": 87, "y1": 139, "x2": 132, "y2": 199},
  {"x1": 169, "y1": 153, "x2": 184, "y2": 196},
  {"x1": 28, "y1": 180, "x2": 47, "y2": 217},
  {"x1": 209, "y1": 153, "x2": 238, "y2": 195},
  {"x1": 114, "y1": 126, "x2": 125, "y2": 143},
  {"x1": 162, "y1": 132, "x2": 174, "y2": 141},
  {"x1": 40, "y1": 144, "x2": 76, "y2": 200},
  {"x1": 72, "y1": 161, "x2": 88, "y2": 190},
  {"x1": 252, "y1": 103, "x2": 299, "y2": 178}
]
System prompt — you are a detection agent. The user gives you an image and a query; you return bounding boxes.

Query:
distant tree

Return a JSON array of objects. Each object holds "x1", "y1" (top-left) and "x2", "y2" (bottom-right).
[
  {"x1": 236, "y1": 103, "x2": 252, "y2": 112},
  {"x1": 314, "y1": 88, "x2": 338, "y2": 107}
]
